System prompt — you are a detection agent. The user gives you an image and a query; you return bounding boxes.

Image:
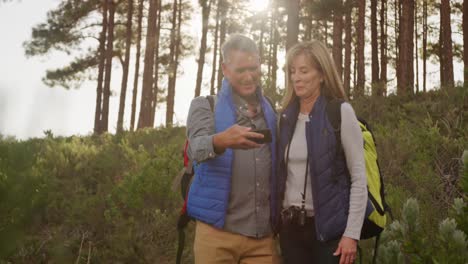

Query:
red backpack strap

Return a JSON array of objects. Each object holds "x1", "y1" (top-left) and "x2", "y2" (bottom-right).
[{"x1": 183, "y1": 140, "x2": 189, "y2": 168}]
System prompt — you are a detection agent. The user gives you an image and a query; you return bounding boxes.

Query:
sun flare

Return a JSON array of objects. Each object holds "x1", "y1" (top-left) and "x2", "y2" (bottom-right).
[{"x1": 247, "y1": 0, "x2": 269, "y2": 13}]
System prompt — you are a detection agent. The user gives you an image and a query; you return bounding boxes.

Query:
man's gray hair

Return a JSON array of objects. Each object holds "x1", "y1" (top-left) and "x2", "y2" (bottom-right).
[{"x1": 221, "y1": 34, "x2": 259, "y2": 63}]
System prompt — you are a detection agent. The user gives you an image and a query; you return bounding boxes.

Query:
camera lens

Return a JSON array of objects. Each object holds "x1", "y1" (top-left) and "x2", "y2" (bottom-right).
[{"x1": 298, "y1": 209, "x2": 306, "y2": 226}]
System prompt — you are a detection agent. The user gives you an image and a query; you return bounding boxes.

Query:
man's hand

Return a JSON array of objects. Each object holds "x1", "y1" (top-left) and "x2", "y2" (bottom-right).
[
  {"x1": 333, "y1": 236, "x2": 357, "y2": 264},
  {"x1": 213, "y1": 124, "x2": 264, "y2": 153}
]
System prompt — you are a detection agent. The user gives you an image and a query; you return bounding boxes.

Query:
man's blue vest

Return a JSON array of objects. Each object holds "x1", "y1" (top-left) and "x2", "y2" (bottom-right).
[
  {"x1": 187, "y1": 79, "x2": 278, "y2": 229},
  {"x1": 276, "y1": 95, "x2": 351, "y2": 241}
]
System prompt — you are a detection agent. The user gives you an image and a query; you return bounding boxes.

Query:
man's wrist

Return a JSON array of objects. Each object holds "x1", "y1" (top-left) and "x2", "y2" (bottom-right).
[{"x1": 212, "y1": 133, "x2": 226, "y2": 154}]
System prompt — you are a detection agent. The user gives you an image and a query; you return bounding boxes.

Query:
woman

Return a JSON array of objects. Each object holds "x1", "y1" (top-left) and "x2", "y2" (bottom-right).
[{"x1": 276, "y1": 40, "x2": 368, "y2": 264}]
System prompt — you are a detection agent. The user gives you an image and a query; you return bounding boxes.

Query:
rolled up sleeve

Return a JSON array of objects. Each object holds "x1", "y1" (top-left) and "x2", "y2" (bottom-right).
[{"x1": 186, "y1": 97, "x2": 218, "y2": 163}]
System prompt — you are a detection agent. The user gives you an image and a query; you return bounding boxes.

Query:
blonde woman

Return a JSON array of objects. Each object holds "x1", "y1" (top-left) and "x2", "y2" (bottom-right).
[{"x1": 275, "y1": 40, "x2": 368, "y2": 264}]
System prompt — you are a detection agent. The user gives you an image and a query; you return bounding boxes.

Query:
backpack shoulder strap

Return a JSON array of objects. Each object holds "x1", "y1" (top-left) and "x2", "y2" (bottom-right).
[
  {"x1": 326, "y1": 98, "x2": 345, "y2": 131},
  {"x1": 205, "y1": 95, "x2": 215, "y2": 112},
  {"x1": 263, "y1": 96, "x2": 277, "y2": 113},
  {"x1": 326, "y1": 98, "x2": 345, "y2": 183}
]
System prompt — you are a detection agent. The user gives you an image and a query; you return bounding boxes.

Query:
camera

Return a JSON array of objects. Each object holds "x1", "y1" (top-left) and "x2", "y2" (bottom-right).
[{"x1": 281, "y1": 206, "x2": 307, "y2": 226}]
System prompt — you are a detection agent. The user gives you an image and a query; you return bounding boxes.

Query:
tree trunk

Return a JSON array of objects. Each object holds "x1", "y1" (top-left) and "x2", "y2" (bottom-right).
[
  {"x1": 343, "y1": 1, "x2": 352, "y2": 97},
  {"x1": 271, "y1": 26, "x2": 279, "y2": 96},
  {"x1": 194, "y1": 0, "x2": 212, "y2": 98},
  {"x1": 440, "y1": 0, "x2": 454, "y2": 88},
  {"x1": 414, "y1": 1, "x2": 419, "y2": 94},
  {"x1": 464, "y1": 0, "x2": 468, "y2": 86},
  {"x1": 422, "y1": 0, "x2": 427, "y2": 92},
  {"x1": 101, "y1": 0, "x2": 116, "y2": 132},
  {"x1": 353, "y1": 34, "x2": 358, "y2": 92},
  {"x1": 210, "y1": 0, "x2": 220, "y2": 95},
  {"x1": 380, "y1": 0, "x2": 387, "y2": 96},
  {"x1": 216, "y1": 0, "x2": 227, "y2": 91},
  {"x1": 267, "y1": 11, "x2": 274, "y2": 83},
  {"x1": 286, "y1": 0, "x2": 300, "y2": 51},
  {"x1": 130, "y1": 0, "x2": 144, "y2": 132},
  {"x1": 94, "y1": 0, "x2": 107, "y2": 134},
  {"x1": 116, "y1": 0, "x2": 133, "y2": 134},
  {"x1": 150, "y1": 0, "x2": 162, "y2": 127},
  {"x1": 371, "y1": 0, "x2": 379, "y2": 95},
  {"x1": 395, "y1": 0, "x2": 400, "y2": 82},
  {"x1": 165, "y1": 0, "x2": 177, "y2": 126},
  {"x1": 137, "y1": 0, "x2": 157, "y2": 129},
  {"x1": 305, "y1": 2, "x2": 313, "y2": 40},
  {"x1": 397, "y1": 0, "x2": 414, "y2": 96},
  {"x1": 355, "y1": 0, "x2": 365, "y2": 97},
  {"x1": 332, "y1": 0, "x2": 343, "y2": 79}
]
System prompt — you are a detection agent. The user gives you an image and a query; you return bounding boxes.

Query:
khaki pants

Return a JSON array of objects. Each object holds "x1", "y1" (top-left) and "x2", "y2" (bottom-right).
[{"x1": 194, "y1": 221, "x2": 280, "y2": 264}]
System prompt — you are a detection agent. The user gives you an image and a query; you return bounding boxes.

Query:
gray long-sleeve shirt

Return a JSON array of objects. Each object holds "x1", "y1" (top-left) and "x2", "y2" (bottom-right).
[{"x1": 186, "y1": 92, "x2": 272, "y2": 238}]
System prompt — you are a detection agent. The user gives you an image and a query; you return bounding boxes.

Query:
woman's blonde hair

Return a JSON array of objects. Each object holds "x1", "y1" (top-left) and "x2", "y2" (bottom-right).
[{"x1": 282, "y1": 40, "x2": 347, "y2": 109}]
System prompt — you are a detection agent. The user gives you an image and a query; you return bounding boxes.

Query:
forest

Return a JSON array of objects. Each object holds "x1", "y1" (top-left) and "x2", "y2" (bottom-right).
[{"x1": 0, "y1": 0, "x2": 467, "y2": 263}]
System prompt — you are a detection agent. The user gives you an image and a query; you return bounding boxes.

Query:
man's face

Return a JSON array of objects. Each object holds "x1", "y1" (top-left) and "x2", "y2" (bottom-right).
[{"x1": 222, "y1": 50, "x2": 261, "y2": 97}]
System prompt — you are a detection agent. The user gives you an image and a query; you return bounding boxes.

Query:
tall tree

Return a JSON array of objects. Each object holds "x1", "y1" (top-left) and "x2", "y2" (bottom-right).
[
  {"x1": 332, "y1": 0, "x2": 343, "y2": 78},
  {"x1": 95, "y1": 0, "x2": 108, "y2": 134},
  {"x1": 166, "y1": 0, "x2": 180, "y2": 126},
  {"x1": 440, "y1": 0, "x2": 454, "y2": 88},
  {"x1": 305, "y1": 1, "x2": 314, "y2": 40},
  {"x1": 210, "y1": 0, "x2": 220, "y2": 95},
  {"x1": 116, "y1": 0, "x2": 134, "y2": 134},
  {"x1": 380, "y1": 0, "x2": 387, "y2": 96},
  {"x1": 397, "y1": 0, "x2": 414, "y2": 96},
  {"x1": 101, "y1": 0, "x2": 116, "y2": 132},
  {"x1": 422, "y1": 0, "x2": 427, "y2": 92},
  {"x1": 464, "y1": 0, "x2": 468, "y2": 86},
  {"x1": 269, "y1": 8, "x2": 279, "y2": 102},
  {"x1": 286, "y1": 0, "x2": 300, "y2": 51},
  {"x1": 130, "y1": 0, "x2": 144, "y2": 131},
  {"x1": 343, "y1": 0, "x2": 352, "y2": 96},
  {"x1": 137, "y1": 0, "x2": 157, "y2": 129},
  {"x1": 150, "y1": 0, "x2": 162, "y2": 127},
  {"x1": 194, "y1": 0, "x2": 213, "y2": 98},
  {"x1": 216, "y1": 0, "x2": 227, "y2": 91},
  {"x1": 394, "y1": 0, "x2": 400, "y2": 74},
  {"x1": 414, "y1": 0, "x2": 419, "y2": 94},
  {"x1": 371, "y1": 0, "x2": 380, "y2": 95},
  {"x1": 355, "y1": 0, "x2": 365, "y2": 97}
]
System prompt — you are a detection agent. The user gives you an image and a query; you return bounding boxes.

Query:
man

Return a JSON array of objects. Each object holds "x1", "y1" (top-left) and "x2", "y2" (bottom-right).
[{"x1": 186, "y1": 34, "x2": 279, "y2": 263}]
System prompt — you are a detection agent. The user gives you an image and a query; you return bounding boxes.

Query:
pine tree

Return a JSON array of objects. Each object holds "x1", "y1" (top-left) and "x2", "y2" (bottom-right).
[
  {"x1": 355, "y1": 0, "x2": 365, "y2": 97},
  {"x1": 130, "y1": 0, "x2": 144, "y2": 132},
  {"x1": 397, "y1": 0, "x2": 414, "y2": 96},
  {"x1": 116, "y1": 0, "x2": 134, "y2": 134},
  {"x1": 194, "y1": 0, "x2": 213, "y2": 98},
  {"x1": 440, "y1": 0, "x2": 455, "y2": 88},
  {"x1": 137, "y1": 0, "x2": 158, "y2": 129}
]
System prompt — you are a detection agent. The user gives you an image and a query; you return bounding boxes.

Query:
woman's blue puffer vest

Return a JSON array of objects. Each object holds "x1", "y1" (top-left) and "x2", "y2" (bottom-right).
[
  {"x1": 187, "y1": 79, "x2": 278, "y2": 229},
  {"x1": 276, "y1": 95, "x2": 351, "y2": 241}
]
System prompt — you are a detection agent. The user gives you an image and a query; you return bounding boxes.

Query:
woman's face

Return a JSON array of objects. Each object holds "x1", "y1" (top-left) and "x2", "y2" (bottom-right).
[{"x1": 289, "y1": 54, "x2": 323, "y2": 100}]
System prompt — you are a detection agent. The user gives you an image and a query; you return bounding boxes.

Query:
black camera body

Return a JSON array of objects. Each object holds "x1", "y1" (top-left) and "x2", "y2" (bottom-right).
[{"x1": 281, "y1": 206, "x2": 307, "y2": 226}]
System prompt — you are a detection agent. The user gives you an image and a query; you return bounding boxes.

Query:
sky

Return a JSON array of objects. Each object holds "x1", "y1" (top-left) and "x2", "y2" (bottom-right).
[
  {"x1": 0, "y1": 0, "x2": 464, "y2": 140},
  {"x1": 0, "y1": 0, "x2": 208, "y2": 139}
]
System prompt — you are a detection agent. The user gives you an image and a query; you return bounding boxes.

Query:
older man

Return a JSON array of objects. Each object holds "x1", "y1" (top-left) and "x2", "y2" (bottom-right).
[{"x1": 185, "y1": 34, "x2": 279, "y2": 264}]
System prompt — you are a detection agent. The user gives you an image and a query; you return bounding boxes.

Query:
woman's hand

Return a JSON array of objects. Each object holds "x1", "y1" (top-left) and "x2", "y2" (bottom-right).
[{"x1": 333, "y1": 236, "x2": 357, "y2": 264}]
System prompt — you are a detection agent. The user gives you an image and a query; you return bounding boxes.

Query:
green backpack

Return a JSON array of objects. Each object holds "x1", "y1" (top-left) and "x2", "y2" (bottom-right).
[{"x1": 326, "y1": 98, "x2": 392, "y2": 263}]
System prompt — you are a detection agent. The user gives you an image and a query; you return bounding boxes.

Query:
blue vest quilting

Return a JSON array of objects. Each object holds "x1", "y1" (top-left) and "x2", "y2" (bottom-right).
[
  {"x1": 187, "y1": 79, "x2": 277, "y2": 229},
  {"x1": 277, "y1": 95, "x2": 350, "y2": 241}
]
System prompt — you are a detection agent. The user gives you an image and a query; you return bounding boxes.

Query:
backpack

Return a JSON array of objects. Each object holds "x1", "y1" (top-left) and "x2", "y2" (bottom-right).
[
  {"x1": 326, "y1": 98, "x2": 393, "y2": 264},
  {"x1": 176, "y1": 95, "x2": 215, "y2": 264}
]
